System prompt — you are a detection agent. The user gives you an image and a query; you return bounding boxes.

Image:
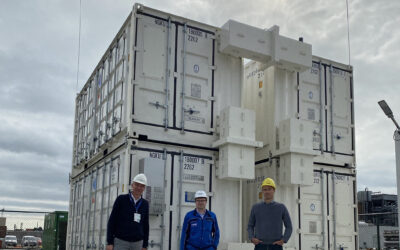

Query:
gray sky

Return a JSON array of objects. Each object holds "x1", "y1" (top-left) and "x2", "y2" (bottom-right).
[{"x1": 0, "y1": 0, "x2": 399, "y2": 212}]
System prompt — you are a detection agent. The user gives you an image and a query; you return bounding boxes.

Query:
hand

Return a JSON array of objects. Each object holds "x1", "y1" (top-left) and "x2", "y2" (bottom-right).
[
  {"x1": 141, "y1": 248, "x2": 147, "y2": 250},
  {"x1": 251, "y1": 238, "x2": 263, "y2": 245},
  {"x1": 106, "y1": 245, "x2": 113, "y2": 250},
  {"x1": 272, "y1": 239, "x2": 284, "y2": 246}
]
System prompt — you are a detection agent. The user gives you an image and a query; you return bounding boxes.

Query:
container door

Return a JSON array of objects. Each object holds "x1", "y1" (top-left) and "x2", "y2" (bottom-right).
[
  {"x1": 299, "y1": 62, "x2": 327, "y2": 152},
  {"x1": 133, "y1": 14, "x2": 176, "y2": 128},
  {"x1": 300, "y1": 171, "x2": 326, "y2": 250},
  {"x1": 170, "y1": 152, "x2": 212, "y2": 250},
  {"x1": 327, "y1": 172, "x2": 357, "y2": 250},
  {"x1": 176, "y1": 25, "x2": 215, "y2": 134},
  {"x1": 131, "y1": 150, "x2": 168, "y2": 250},
  {"x1": 326, "y1": 67, "x2": 354, "y2": 156}
]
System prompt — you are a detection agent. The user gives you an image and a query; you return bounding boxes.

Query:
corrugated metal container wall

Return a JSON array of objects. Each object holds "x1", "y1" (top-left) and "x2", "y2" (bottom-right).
[
  {"x1": 68, "y1": 4, "x2": 249, "y2": 250},
  {"x1": 68, "y1": 140, "x2": 242, "y2": 250},
  {"x1": 71, "y1": 4, "x2": 242, "y2": 173},
  {"x1": 242, "y1": 57, "x2": 357, "y2": 250}
]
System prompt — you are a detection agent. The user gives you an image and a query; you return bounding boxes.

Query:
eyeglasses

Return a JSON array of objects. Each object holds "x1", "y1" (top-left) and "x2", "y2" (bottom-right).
[{"x1": 195, "y1": 199, "x2": 207, "y2": 202}]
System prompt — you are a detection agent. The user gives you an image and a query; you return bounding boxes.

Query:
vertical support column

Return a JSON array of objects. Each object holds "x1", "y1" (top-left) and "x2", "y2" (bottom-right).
[
  {"x1": 79, "y1": 176, "x2": 87, "y2": 250},
  {"x1": 329, "y1": 65, "x2": 335, "y2": 154},
  {"x1": 180, "y1": 24, "x2": 187, "y2": 133},
  {"x1": 318, "y1": 62, "x2": 324, "y2": 154},
  {"x1": 164, "y1": 18, "x2": 171, "y2": 130},
  {"x1": 332, "y1": 170, "x2": 337, "y2": 250},
  {"x1": 177, "y1": 150, "x2": 184, "y2": 247},
  {"x1": 86, "y1": 171, "x2": 94, "y2": 249},
  {"x1": 320, "y1": 169, "x2": 326, "y2": 249},
  {"x1": 98, "y1": 165, "x2": 107, "y2": 250},
  {"x1": 393, "y1": 130, "x2": 400, "y2": 248}
]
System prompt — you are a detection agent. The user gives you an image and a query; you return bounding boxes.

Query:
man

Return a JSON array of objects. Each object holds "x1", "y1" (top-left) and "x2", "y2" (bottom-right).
[
  {"x1": 106, "y1": 173, "x2": 149, "y2": 250},
  {"x1": 180, "y1": 190, "x2": 220, "y2": 250},
  {"x1": 248, "y1": 178, "x2": 292, "y2": 250}
]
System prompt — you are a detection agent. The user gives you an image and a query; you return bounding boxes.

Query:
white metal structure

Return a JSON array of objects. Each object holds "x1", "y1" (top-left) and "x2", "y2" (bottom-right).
[
  {"x1": 68, "y1": 3, "x2": 357, "y2": 250},
  {"x1": 68, "y1": 3, "x2": 265, "y2": 250},
  {"x1": 242, "y1": 57, "x2": 356, "y2": 250}
]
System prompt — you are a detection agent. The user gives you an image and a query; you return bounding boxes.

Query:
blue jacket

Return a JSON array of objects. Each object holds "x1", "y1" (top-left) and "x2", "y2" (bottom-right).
[{"x1": 180, "y1": 209, "x2": 220, "y2": 250}]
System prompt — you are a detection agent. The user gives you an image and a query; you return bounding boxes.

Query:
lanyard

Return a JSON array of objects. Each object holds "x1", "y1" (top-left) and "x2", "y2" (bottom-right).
[{"x1": 129, "y1": 193, "x2": 143, "y2": 212}]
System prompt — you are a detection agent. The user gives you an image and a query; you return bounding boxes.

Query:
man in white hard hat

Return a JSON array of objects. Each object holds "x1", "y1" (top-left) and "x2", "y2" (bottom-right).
[
  {"x1": 247, "y1": 178, "x2": 292, "y2": 250},
  {"x1": 180, "y1": 190, "x2": 220, "y2": 250},
  {"x1": 106, "y1": 173, "x2": 149, "y2": 250}
]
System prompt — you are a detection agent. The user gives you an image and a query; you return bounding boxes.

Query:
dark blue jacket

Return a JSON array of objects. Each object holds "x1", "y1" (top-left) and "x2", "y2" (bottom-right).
[
  {"x1": 180, "y1": 209, "x2": 220, "y2": 250},
  {"x1": 107, "y1": 193, "x2": 149, "y2": 248}
]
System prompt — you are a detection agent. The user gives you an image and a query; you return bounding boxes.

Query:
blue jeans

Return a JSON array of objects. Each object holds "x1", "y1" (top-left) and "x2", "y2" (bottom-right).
[{"x1": 254, "y1": 244, "x2": 283, "y2": 250}]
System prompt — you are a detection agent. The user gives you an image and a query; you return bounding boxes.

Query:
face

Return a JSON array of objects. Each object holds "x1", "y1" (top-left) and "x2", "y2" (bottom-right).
[
  {"x1": 262, "y1": 185, "x2": 275, "y2": 200},
  {"x1": 195, "y1": 198, "x2": 207, "y2": 210},
  {"x1": 131, "y1": 182, "x2": 146, "y2": 198}
]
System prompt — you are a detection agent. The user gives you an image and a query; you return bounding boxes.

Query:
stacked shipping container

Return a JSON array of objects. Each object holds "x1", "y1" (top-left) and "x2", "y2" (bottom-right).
[{"x1": 68, "y1": 3, "x2": 357, "y2": 250}]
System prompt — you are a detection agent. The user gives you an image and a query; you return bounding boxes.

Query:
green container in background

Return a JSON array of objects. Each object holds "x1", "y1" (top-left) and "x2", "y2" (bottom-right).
[{"x1": 43, "y1": 211, "x2": 68, "y2": 250}]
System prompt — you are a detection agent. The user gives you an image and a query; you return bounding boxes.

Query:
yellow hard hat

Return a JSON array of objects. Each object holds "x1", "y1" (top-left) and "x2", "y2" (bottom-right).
[{"x1": 261, "y1": 177, "x2": 276, "y2": 189}]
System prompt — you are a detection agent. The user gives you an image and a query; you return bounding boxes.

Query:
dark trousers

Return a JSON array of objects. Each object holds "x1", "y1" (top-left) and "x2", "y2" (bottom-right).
[{"x1": 254, "y1": 244, "x2": 283, "y2": 250}]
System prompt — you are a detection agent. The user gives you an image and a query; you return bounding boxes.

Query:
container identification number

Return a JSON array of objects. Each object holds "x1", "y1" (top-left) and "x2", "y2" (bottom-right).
[{"x1": 184, "y1": 163, "x2": 195, "y2": 170}]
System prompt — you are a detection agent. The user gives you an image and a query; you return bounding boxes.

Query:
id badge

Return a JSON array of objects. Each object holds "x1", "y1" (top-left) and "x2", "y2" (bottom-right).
[{"x1": 134, "y1": 213, "x2": 141, "y2": 223}]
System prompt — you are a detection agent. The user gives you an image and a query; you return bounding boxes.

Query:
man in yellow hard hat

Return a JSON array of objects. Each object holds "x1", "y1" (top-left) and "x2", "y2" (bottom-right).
[{"x1": 247, "y1": 178, "x2": 292, "y2": 250}]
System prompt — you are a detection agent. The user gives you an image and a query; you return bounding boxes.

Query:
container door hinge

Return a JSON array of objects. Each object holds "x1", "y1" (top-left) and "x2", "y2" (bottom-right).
[{"x1": 209, "y1": 65, "x2": 217, "y2": 70}]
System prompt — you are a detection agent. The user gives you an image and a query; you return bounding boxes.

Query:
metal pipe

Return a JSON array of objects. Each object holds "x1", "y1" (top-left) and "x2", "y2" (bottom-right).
[
  {"x1": 98, "y1": 165, "x2": 107, "y2": 250},
  {"x1": 86, "y1": 171, "x2": 94, "y2": 249},
  {"x1": 320, "y1": 169, "x2": 325, "y2": 249},
  {"x1": 164, "y1": 18, "x2": 171, "y2": 130},
  {"x1": 177, "y1": 150, "x2": 184, "y2": 247},
  {"x1": 91, "y1": 168, "x2": 99, "y2": 248},
  {"x1": 180, "y1": 24, "x2": 187, "y2": 133},
  {"x1": 319, "y1": 62, "x2": 324, "y2": 153},
  {"x1": 79, "y1": 176, "x2": 87, "y2": 250},
  {"x1": 393, "y1": 130, "x2": 400, "y2": 244},
  {"x1": 329, "y1": 65, "x2": 335, "y2": 154},
  {"x1": 332, "y1": 170, "x2": 337, "y2": 250}
]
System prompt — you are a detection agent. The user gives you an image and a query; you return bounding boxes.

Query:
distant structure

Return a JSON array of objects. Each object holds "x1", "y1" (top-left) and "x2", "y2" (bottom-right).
[{"x1": 358, "y1": 189, "x2": 397, "y2": 226}]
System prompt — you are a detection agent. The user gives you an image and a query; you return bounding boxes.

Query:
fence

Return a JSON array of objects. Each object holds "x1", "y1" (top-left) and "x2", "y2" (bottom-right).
[
  {"x1": 359, "y1": 212, "x2": 399, "y2": 250},
  {"x1": 0, "y1": 209, "x2": 47, "y2": 248}
]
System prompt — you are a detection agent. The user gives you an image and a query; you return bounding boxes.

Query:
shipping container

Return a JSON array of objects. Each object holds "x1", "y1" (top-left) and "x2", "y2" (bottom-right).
[
  {"x1": 43, "y1": 211, "x2": 68, "y2": 250},
  {"x1": 68, "y1": 140, "x2": 248, "y2": 250},
  {"x1": 69, "y1": 3, "x2": 357, "y2": 250},
  {"x1": 71, "y1": 4, "x2": 244, "y2": 171}
]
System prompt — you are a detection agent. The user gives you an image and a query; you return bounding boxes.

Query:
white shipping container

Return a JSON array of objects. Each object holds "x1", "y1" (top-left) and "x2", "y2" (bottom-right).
[
  {"x1": 72, "y1": 4, "x2": 243, "y2": 172},
  {"x1": 67, "y1": 139, "x2": 244, "y2": 250},
  {"x1": 69, "y1": 3, "x2": 358, "y2": 250}
]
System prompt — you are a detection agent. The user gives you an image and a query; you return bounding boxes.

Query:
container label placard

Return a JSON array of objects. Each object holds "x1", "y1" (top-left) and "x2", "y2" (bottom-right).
[
  {"x1": 191, "y1": 83, "x2": 201, "y2": 98},
  {"x1": 185, "y1": 115, "x2": 205, "y2": 124}
]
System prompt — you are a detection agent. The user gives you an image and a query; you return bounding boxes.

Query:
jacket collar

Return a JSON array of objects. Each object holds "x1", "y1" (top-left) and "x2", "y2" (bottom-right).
[{"x1": 193, "y1": 208, "x2": 210, "y2": 217}]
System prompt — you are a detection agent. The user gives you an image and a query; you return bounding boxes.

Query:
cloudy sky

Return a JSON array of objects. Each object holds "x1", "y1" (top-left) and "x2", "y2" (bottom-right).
[{"x1": 0, "y1": 0, "x2": 399, "y2": 214}]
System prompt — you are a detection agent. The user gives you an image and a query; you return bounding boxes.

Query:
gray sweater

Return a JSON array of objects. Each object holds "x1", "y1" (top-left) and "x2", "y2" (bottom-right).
[{"x1": 247, "y1": 201, "x2": 292, "y2": 244}]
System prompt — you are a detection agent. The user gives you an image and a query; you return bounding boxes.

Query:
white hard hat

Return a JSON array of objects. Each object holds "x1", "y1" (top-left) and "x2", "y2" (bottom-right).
[
  {"x1": 194, "y1": 190, "x2": 207, "y2": 199},
  {"x1": 133, "y1": 173, "x2": 147, "y2": 186}
]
